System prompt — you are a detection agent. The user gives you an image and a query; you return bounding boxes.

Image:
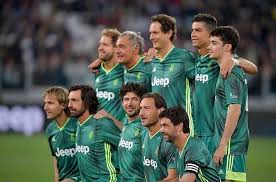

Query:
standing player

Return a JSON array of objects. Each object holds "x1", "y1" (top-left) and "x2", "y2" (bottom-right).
[
  {"x1": 68, "y1": 85, "x2": 121, "y2": 182},
  {"x1": 139, "y1": 93, "x2": 177, "y2": 182},
  {"x1": 149, "y1": 14, "x2": 195, "y2": 135},
  {"x1": 118, "y1": 82, "x2": 148, "y2": 181},
  {"x1": 191, "y1": 13, "x2": 258, "y2": 155},
  {"x1": 116, "y1": 31, "x2": 152, "y2": 91},
  {"x1": 160, "y1": 107, "x2": 221, "y2": 182},
  {"x1": 208, "y1": 26, "x2": 249, "y2": 182},
  {"x1": 44, "y1": 87, "x2": 80, "y2": 182},
  {"x1": 93, "y1": 28, "x2": 125, "y2": 122}
]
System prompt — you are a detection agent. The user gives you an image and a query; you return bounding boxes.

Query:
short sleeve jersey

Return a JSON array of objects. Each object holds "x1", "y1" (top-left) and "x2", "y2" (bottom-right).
[
  {"x1": 124, "y1": 57, "x2": 152, "y2": 92},
  {"x1": 118, "y1": 117, "x2": 147, "y2": 181},
  {"x1": 75, "y1": 115, "x2": 121, "y2": 182},
  {"x1": 142, "y1": 131, "x2": 177, "y2": 182},
  {"x1": 177, "y1": 136, "x2": 221, "y2": 182},
  {"x1": 94, "y1": 63, "x2": 125, "y2": 121},
  {"x1": 45, "y1": 117, "x2": 80, "y2": 181},
  {"x1": 194, "y1": 55, "x2": 219, "y2": 137},
  {"x1": 214, "y1": 66, "x2": 249, "y2": 154},
  {"x1": 151, "y1": 47, "x2": 195, "y2": 135}
]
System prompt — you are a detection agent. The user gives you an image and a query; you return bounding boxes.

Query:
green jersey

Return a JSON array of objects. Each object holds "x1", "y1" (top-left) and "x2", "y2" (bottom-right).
[
  {"x1": 118, "y1": 117, "x2": 147, "y2": 181},
  {"x1": 94, "y1": 63, "x2": 125, "y2": 121},
  {"x1": 75, "y1": 115, "x2": 121, "y2": 182},
  {"x1": 45, "y1": 117, "x2": 80, "y2": 181},
  {"x1": 214, "y1": 66, "x2": 249, "y2": 154},
  {"x1": 142, "y1": 131, "x2": 177, "y2": 182},
  {"x1": 194, "y1": 55, "x2": 219, "y2": 137},
  {"x1": 177, "y1": 136, "x2": 221, "y2": 182},
  {"x1": 151, "y1": 47, "x2": 195, "y2": 135},
  {"x1": 124, "y1": 57, "x2": 152, "y2": 92}
]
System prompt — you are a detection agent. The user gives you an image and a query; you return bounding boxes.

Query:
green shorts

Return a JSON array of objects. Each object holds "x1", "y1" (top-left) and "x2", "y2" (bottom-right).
[
  {"x1": 218, "y1": 154, "x2": 247, "y2": 182},
  {"x1": 195, "y1": 135, "x2": 216, "y2": 156}
]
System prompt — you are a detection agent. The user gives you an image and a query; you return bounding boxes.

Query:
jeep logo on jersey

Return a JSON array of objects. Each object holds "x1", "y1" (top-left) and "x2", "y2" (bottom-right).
[
  {"x1": 75, "y1": 143, "x2": 89, "y2": 154},
  {"x1": 55, "y1": 147, "x2": 76, "y2": 157},
  {"x1": 119, "y1": 139, "x2": 133, "y2": 150},
  {"x1": 96, "y1": 88, "x2": 115, "y2": 101},
  {"x1": 143, "y1": 156, "x2": 158, "y2": 169},
  {"x1": 151, "y1": 76, "x2": 169, "y2": 87},
  {"x1": 195, "y1": 74, "x2": 208, "y2": 83}
]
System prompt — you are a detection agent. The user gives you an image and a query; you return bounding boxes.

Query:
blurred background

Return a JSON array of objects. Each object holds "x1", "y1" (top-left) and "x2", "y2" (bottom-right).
[{"x1": 0, "y1": 0, "x2": 275, "y2": 181}]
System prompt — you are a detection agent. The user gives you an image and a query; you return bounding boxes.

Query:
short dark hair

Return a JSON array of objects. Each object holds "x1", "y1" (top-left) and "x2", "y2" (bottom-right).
[
  {"x1": 151, "y1": 14, "x2": 177, "y2": 41},
  {"x1": 101, "y1": 28, "x2": 121, "y2": 47},
  {"x1": 69, "y1": 85, "x2": 99, "y2": 114},
  {"x1": 119, "y1": 82, "x2": 148, "y2": 100},
  {"x1": 141, "y1": 93, "x2": 167, "y2": 109},
  {"x1": 192, "y1": 13, "x2": 217, "y2": 32},
  {"x1": 210, "y1": 26, "x2": 240, "y2": 54},
  {"x1": 159, "y1": 107, "x2": 190, "y2": 133}
]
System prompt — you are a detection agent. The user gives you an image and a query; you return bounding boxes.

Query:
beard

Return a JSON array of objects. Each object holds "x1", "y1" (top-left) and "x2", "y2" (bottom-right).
[
  {"x1": 126, "y1": 108, "x2": 140, "y2": 118},
  {"x1": 70, "y1": 107, "x2": 86, "y2": 118}
]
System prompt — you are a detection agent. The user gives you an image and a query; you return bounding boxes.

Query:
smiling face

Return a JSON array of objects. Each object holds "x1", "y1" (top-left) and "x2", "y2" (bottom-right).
[
  {"x1": 98, "y1": 35, "x2": 115, "y2": 62},
  {"x1": 191, "y1": 22, "x2": 211, "y2": 49},
  {"x1": 122, "y1": 91, "x2": 141, "y2": 120},
  {"x1": 68, "y1": 90, "x2": 86, "y2": 118},
  {"x1": 115, "y1": 35, "x2": 137, "y2": 65},
  {"x1": 44, "y1": 93, "x2": 64, "y2": 120},
  {"x1": 149, "y1": 22, "x2": 172, "y2": 51},
  {"x1": 208, "y1": 36, "x2": 225, "y2": 60},
  {"x1": 160, "y1": 117, "x2": 177, "y2": 142}
]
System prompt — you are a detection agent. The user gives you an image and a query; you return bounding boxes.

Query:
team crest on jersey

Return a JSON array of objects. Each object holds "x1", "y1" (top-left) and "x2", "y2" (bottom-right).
[
  {"x1": 70, "y1": 133, "x2": 76, "y2": 141},
  {"x1": 113, "y1": 79, "x2": 119, "y2": 86},
  {"x1": 88, "y1": 131, "x2": 93, "y2": 139},
  {"x1": 136, "y1": 72, "x2": 142, "y2": 80},
  {"x1": 169, "y1": 64, "x2": 175, "y2": 72},
  {"x1": 135, "y1": 128, "x2": 140, "y2": 136}
]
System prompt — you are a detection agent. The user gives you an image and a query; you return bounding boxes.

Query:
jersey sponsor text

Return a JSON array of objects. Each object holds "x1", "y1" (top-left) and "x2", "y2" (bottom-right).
[
  {"x1": 151, "y1": 76, "x2": 169, "y2": 87},
  {"x1": 143, "y1": 156, "x2": 158, "y2": 169},
  {"x1": 75, "y1": 143, "x2": 89, "y2": 154},
  {"x1": 195, "y1": 74, "x2": 208, "y2": 83},
  {"x1": 96, "y1": 88, "x2": 115, "y2": 101},
  {"x1": 119, "y1": 138, "x2": 133, "y2": 150},
  {"x1": 55, "y1": 147, "x2": 76, "y2": 157}
]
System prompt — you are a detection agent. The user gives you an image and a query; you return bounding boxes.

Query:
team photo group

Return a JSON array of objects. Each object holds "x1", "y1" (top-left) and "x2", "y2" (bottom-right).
[{"x1": 43, "y1": 13, "x2": 258, "y2": 182}]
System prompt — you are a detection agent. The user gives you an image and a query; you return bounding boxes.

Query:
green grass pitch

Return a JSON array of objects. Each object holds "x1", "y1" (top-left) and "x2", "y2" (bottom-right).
[{"x1": 0, "y1": 133, "x2": 275, "y2": 181}]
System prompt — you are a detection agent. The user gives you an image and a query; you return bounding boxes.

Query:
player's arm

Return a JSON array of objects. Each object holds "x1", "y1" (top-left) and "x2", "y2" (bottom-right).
[
  {"x1": 159, "y1": 168, "x2": 178, "y2": 182},
  {"x1": 94, "y1": 109, "x2": 123, "y2": 130},
  {"x1": 220, "y1": 57, "x2": 258, "y2": 78},
  {"x1": 88, "y1": 58, "x2": 103, "y2": 74},
  {"x1": 180, "y1": 172, "x2": 196, "y2": 182},
  {"x1": 236, "y1": 57, "x2": 258, "y2": 74},
  {"x1": 213, "y1": 104, "x2": 241, "y2": 166},
  {"x1": 52, "y1": 157, "x2": 59, "y2": 182}
]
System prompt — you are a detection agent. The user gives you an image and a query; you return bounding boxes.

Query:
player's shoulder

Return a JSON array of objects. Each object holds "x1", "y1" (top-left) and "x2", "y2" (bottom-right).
[
  {"x1": 45, "y1": 121, "x2": 57, "y2": 137},
  {"x1": 228, "y1": 66, "x2": 247, "y2": 82},
  {"x1": 97, "y1": 117, "x2": 119, "y2": 129},
  {"x1": 186, "y1": 137, "x2": 209, "y2": 153}
]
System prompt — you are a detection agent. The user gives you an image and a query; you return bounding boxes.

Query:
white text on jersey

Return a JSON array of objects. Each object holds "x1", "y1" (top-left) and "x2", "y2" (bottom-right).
[
  {"x1": 119, "y1": 138, "x2": 133, "y2": 150},
  {"x1": 75, "y1": 143, "x2": 89, "y2": 154},
  {"x1": 96, "y1": 88, "x2": 115, "y2": 101},
  {"x1": 143, "y1": 156, "x2": 158, "y2": 169},
  {"x1": 55, "y1": 147, "x2": 76, "y2": 157},
  {"x1": 151, "y1": 76, "x2": 169, "y2": 87},
  {"x1": 195, "y1": 74, "x2": 208, "y2": 83}
]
